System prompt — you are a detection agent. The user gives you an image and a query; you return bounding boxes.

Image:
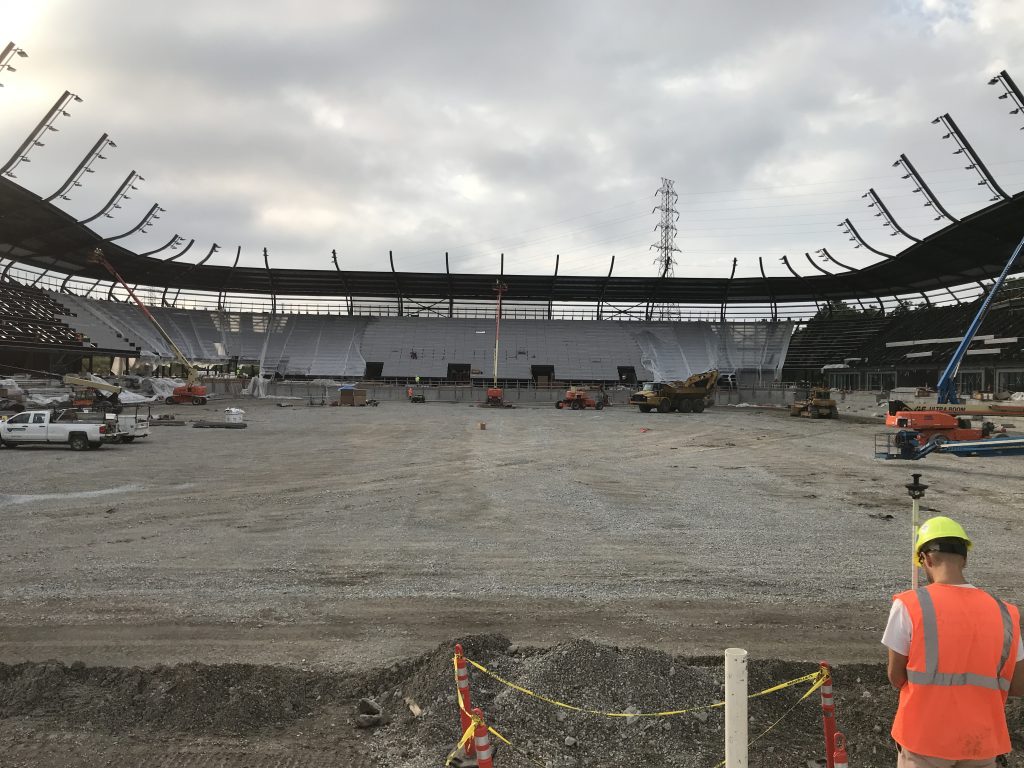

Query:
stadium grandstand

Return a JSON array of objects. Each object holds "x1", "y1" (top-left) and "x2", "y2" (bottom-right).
[
  {"x1": 3, "y1": 162, "x2": 1024, "y2": 391},
  {"x1": 3, "y1": 94, "x2": 1024, "y2": 392}
]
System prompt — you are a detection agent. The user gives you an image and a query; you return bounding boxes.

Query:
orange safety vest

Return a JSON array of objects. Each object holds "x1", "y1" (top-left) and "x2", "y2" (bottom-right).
[{"x1": 891, "y1": 584, "x2": 1020, "y2": 759}]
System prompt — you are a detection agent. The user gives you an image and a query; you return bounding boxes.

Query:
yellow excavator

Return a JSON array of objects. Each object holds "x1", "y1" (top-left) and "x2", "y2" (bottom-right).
[{"x1": 87, "y1": 248, "x2": 209, "y2": 405}]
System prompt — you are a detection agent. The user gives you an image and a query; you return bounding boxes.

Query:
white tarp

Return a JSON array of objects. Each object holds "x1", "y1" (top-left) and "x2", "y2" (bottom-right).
[
  {"x1": 24, "y1": 392, "x2": 67, "y2": 407},
  {"x1": 141, "y1": 377, "x2": 186, "y2": 400},
  {"x1": 0, "y1": 378, "x2": 24, "y2": 397},
  {"x1": 242, "y1": 375, "x2": 271, "y2": 398}
]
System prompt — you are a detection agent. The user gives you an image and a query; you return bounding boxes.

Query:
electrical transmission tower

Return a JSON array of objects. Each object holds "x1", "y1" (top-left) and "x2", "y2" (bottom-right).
[
  {"x1": 650, "y1": 177, "x2": 681, "y2": 320},
  {"x1": 651, "y1": 177, "x2": 680, "y2": 277}
]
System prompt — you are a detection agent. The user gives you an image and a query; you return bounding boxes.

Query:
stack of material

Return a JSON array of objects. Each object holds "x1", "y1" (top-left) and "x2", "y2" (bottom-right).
[
  {"x1": 0, "y1": 378, "x2": 25, "y2": 410},
  {"x1": 337, "y1": 386, "x2": 367, "y2": 406}
]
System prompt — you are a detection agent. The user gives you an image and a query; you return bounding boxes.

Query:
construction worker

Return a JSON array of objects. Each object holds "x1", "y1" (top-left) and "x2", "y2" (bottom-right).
[{"x1": 883, "y1": 516, "x2": 1024, "y2": 766}]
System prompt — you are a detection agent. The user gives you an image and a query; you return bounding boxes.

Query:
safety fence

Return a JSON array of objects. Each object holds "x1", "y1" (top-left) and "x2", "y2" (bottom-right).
[{"x1": 445, "y1": 643, "x2": 851, "y2": 768}]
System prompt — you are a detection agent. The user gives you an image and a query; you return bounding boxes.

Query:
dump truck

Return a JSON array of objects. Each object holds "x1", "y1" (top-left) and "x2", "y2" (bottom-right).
[
  {"x1": 630, "y1": 369, "x2": 719, "y2": 413},
  {"x1": 790, "y1": 384, "x2": 838, "y2": 419}
]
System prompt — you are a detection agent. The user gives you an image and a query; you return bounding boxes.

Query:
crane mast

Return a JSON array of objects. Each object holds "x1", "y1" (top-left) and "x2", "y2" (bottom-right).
[{"x1": 87, "y1": 247, "x2": 200, "y2": 384}]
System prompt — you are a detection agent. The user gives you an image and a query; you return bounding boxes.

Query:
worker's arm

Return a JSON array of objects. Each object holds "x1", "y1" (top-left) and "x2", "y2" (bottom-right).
[
  {"x1": 887, "y1": 649, "x2": 909, "y2": 690},
  {"x1": 1009, "y1": 660, "x2": 1024, "y2": 697}
]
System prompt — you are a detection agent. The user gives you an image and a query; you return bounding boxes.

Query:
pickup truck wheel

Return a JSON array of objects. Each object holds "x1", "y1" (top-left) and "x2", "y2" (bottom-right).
[
  {"x1": 165, "y1": 396, "x2": 176, "y2": 405},
  {"x1": 87, "y1": 442, "x2": 103, "y2": 450},
  {"x1": 656, "y1": 399, "x2": 670, "y2": 413},
  {"x1": 122, "y1": 436, "x2": 135, "y2": 443},
  {"x1": 69, "y1": 434, "x2": 88, "y2": 451}
]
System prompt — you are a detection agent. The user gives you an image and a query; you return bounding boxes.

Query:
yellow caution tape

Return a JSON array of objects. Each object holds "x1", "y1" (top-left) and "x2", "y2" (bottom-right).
[
  {"x1": 446, "y1": 659, "x2": 530, "y2": 767},
  {"x1": 709, "y1": 671, "x2": 829, "y2": 768},
  {"x1": 450, "y1": 654, "x2": 828, "y2": 768},
  {"x1": 465, "y1": 656, "x2": 827, "y2": 718}
]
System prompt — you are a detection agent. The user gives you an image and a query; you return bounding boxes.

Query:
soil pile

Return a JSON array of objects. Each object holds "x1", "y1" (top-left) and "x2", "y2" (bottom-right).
[{"x1": 2, "y1": 638, "x2": 1024, "y2": 767}]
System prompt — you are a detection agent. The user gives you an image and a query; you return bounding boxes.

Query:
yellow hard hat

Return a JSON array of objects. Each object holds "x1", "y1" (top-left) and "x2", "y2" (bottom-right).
[{"x1": 915, "y1": 516, "x2": 972, "y2": 555}]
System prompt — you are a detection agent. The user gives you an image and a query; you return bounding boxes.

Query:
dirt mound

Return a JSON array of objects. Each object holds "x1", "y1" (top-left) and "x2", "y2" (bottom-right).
[
  {"x1": 360, "y1": 636, "x2": 1024, "y2": 768},
  {"x1": 2, "y1": 640, "x2": 1023, "y2": 767},
  {"x1": 0, "y1": 660, "x2": 352, "y2": 733}
]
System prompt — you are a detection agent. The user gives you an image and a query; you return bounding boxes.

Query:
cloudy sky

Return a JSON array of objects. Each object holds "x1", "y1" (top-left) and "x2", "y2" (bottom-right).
[{"x1": 2, "y1": 1, "x2": 1023, "y2": 280}]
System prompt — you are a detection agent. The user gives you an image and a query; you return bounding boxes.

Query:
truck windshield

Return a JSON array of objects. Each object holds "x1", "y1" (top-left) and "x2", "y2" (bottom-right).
[{"x1": 642, "y1": 383, "x2": 658, "y2": 392}]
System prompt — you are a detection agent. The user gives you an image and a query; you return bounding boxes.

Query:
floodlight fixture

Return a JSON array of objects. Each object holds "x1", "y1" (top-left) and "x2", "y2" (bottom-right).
[
  {"x1": 44, "y1": 133, "x2": 117, "y2": 203},
  {"x1": 891, "y1": 153, "x2": 958, "y2": 224},
  {"x1": 0, "y1": 42, "x2": 29, "y2": 86},
  {"x1": 988, "y1": 70, "x2": 1024, "y2": 130},
  {"x1": 0, "y1": 90, "x2": 84, "y2": 176},
  {"x1": 932, "y1": 112, "x2": 1008, "y2": 200}
]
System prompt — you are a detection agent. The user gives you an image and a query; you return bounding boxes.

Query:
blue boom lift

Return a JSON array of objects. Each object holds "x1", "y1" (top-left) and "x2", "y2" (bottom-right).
[{"x1": 876, "y1": 231, "x2": 1024, "y2": 460}]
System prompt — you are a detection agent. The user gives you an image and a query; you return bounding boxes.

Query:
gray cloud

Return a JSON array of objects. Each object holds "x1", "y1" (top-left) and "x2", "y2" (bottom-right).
[{"x1": 2, "y1": 0, "x2": 1023, "y2": 282}]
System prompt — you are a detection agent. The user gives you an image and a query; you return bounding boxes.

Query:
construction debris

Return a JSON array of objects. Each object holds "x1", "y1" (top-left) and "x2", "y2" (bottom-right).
[{"x1": 354, "y1": 697, "x2": 389, "y2": 728}]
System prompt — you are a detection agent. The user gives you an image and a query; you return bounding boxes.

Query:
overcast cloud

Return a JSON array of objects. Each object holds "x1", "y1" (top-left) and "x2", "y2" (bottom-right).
[{"x1": 2, "y1": 0, "x2": 1023, "y2": 280}]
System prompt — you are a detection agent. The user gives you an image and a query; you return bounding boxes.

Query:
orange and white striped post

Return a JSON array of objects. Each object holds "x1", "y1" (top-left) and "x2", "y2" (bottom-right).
[
  {"x1": 833, "y1": 732, "x2": 849, "y2": 768},
  {"x1": 454, "y1": 644, "x2": 475, "y2": 758},
  {"x1": 820, "y1": 662, "x2": 836, "y2": 768},
  {"x1": 472, "y1": 707, "x2": 494, "y2": 768}
]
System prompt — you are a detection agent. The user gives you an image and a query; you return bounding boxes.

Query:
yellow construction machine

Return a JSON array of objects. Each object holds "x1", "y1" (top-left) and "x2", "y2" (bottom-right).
[
  {"x1": 63, "y1": 374, "x2": 123, "y2": 410},
  {"x1": 630, "y1": 369, "x2": 719, "y2": 413},
  {"x1": 790, "y1": 383, "x2": 839, "y2": 419}
]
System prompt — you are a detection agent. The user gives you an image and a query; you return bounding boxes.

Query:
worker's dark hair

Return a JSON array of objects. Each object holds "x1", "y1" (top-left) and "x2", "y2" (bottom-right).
[{"x1": 920, "y1": 537, "x2": 968, "y2": 558}]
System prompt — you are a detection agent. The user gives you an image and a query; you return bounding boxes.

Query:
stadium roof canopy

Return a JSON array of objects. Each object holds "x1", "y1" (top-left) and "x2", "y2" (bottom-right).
[{"x1": 2, "y1": 176, "x2": 1024, "y2": 305}]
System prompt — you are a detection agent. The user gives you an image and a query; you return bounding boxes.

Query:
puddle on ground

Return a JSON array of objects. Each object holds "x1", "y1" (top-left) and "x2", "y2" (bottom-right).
[{"x1": 0, "y1": 483, "x2": 145, "y2": 505}]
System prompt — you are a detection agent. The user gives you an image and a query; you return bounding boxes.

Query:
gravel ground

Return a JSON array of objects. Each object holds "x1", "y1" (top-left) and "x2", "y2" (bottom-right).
[{"x1": 0, "y1": 397, "x2": 1022, "y2": 765}]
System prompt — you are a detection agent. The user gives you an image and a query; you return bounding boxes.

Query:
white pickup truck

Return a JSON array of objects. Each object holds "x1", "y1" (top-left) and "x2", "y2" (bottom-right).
[{"x1": 0, "y1": 409, "x2": 113, "y2": 450}]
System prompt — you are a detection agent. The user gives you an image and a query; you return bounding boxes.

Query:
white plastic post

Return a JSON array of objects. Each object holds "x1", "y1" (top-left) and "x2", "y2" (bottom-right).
[
  {"x1": 911, "y1": 496, "x2": 920, "y2": 590},
  {"x1": 725, "y1": 647, "x2": 748, "y2": 768}
]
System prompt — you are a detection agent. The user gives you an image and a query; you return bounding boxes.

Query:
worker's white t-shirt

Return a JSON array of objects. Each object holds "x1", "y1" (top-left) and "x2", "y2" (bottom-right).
[{"x1": 882, "y1": 583, "x2": 1024, "y2": 661}]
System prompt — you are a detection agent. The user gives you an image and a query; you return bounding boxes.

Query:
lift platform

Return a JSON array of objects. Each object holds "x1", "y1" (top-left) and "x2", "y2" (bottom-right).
[{"x1": 875, "y1": 431, "x2": 1024, "y2": 460}]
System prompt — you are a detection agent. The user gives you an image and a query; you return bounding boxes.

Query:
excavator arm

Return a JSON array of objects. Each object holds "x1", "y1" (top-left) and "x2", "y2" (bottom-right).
[{"x1": 86, "y1": 248, "x2": 200, "y2": 384}]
